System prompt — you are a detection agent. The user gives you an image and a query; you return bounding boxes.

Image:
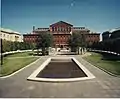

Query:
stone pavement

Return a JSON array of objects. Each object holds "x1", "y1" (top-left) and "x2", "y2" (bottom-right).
[{"x1": 0, "y1": 55, "x2": 120, "y2": 98}]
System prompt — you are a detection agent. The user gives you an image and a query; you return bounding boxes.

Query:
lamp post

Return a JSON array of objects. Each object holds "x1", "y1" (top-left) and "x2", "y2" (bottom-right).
[{"x1": 0, "y1": 38, "x2": 3, "y2": 75}]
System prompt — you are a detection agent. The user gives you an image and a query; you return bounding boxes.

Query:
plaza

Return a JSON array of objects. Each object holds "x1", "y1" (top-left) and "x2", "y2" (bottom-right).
[{"x1": 0, "y1": 53, "x2": 120, "y2": 98}]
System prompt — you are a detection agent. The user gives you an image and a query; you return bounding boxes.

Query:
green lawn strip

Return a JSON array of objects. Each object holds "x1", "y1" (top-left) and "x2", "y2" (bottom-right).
[
  {"x1": 83, "y1": 52, "x2": 120, "y2": 75},
  {"x1": 0, "y1": 57, "x2": 38, "y2": 76}
]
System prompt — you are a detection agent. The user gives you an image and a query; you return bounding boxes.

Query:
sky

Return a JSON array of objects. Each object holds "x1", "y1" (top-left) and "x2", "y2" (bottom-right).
[{"x1": 1, "y1": 0, "x2": 120, "y2": 34}]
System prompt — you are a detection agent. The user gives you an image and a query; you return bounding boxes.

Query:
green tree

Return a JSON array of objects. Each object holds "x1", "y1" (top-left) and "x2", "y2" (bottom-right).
[
  {"x1": 36, "y1": 32, "x2": 53, "y2": 55},
  {"x1": 110, "y1": 30, "x2": 120, "y2": 39},
  {"x1": 2, "y1": 40, "x2": 36, "y2": 53},
  {"x1": 2, "y1": 40, "x2": 11, "y2": 52},
  {"x1": 68, "y1": 32, "x2": 86, "y2": 54}
]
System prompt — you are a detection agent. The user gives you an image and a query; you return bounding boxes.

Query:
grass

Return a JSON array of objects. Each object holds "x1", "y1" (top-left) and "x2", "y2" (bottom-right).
[
  {"x1": 83, "y1": 52, "x2": 120, "y2": 75},
  {"x1": 0, "y1": 52, "x2": 39, "y2": 77}
]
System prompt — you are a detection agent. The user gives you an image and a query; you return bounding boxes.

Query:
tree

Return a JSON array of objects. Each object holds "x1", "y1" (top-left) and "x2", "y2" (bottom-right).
[
  {"x1": 110, "y1": 30, "x2": 120, "y2": 39},
  {"x1": 2, "y1": 40, "x2": 11, "y2": 52},
  {"x1": 36, "y1": 32, "x2": 53, "y2": 55},
  {"x1": 90, "y1": 37, "x2": 120, "y2": 54},
  {"x1": 102, "y1": 31, "x2": 110, "y2": 41},
  {"x1": 68, "y1": 32, "x2": 86, "y2": 54},
  {"x1": 1, "y1": 39, "x2": 37, "y2": 53}
]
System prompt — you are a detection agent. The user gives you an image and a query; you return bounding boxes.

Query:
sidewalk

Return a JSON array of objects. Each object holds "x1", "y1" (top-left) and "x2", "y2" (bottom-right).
[{"x1": 0, "y1": 55, "x2": 120, "y2": 98}]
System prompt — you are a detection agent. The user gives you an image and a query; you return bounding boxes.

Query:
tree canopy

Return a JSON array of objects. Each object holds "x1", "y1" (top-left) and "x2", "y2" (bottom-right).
[
  {"x1": 90, "y1": 29, "x2": 120, "y2": 54},
  {"x1": 1, "y1": 40, "x2": 36, "y2": 53},
  {"x1": 36, "y1": 32, "x2": 53, "y2": 55},
  {"x1": 68, "y1": 32, "x2": 86, "y2": 52}
]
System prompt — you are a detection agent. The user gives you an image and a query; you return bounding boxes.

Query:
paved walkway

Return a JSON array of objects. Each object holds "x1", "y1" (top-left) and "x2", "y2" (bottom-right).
[{"x1": 0, "y1": 55, "x2": 120, "y2": 98}]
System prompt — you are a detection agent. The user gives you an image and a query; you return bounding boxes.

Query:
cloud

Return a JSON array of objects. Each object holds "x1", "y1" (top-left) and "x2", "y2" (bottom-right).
[{"x1": 71, "y1": 3, "x2": 74, "y2": 7}]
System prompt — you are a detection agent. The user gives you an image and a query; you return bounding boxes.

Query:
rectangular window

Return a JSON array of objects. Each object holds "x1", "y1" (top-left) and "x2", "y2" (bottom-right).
[
  {"x1": 57, "y1": 27, "x2": 59, "y2": 31},
  {"x1": 52, "y1": 27, "x2": 54, "y2": 31}
]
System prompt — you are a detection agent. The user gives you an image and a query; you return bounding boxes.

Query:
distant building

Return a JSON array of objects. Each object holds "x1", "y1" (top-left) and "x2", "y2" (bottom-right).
[
  {"x1": 84, "y1": 33, "x2": 100, "y2": 45},
  {"x1": 0, "y1": 28, "x2": 23, "y2": 42},
  {"x1": 23, "y1": 21, "x2": 100, "y2": 48}
]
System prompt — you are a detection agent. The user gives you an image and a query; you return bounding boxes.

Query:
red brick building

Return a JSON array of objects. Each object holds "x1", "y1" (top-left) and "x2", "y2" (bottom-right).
[{"x1": 23, "y1": 21, "x2": 100, "y2": 48}]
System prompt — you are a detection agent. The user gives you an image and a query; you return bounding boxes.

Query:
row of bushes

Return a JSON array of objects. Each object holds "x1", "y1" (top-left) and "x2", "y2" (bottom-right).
[
  {"x1": 1, "y1": 40, "x2": 36, "y2": 53},
  {"x1": 90, "y1": 38, "x2": 120, "y2": 54}
]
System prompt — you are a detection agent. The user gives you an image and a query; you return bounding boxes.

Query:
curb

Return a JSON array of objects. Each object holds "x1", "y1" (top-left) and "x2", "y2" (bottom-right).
[{"x1": 0, "y1": 57, "x2": 41, "y2": 79}]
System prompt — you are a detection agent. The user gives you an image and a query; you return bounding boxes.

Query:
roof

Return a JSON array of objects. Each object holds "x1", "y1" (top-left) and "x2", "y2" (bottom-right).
[
  {"x1": 0, "y1": 28, "x2": 21, "y2": 35},
  {"x1": 23, "y1": 34, "x2": 38, "y2": 36},
  {"x1": 50, "y1": 21, "x2": 73, "y2": 27},
  {"x1": 37, "y1": 28, "x2": 49, "y2": 29},
  {"x1": 73, "y1": 27, "x2": 85, "y2": 29},
  {"x1": 34, "y1": 28, "x2": 49, "y2": 32}
]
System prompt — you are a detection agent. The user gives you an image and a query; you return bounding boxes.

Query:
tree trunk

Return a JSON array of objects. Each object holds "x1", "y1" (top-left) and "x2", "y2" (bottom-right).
[{"x1": 42, "y1": 47, "x2": 46, "y2": 56}]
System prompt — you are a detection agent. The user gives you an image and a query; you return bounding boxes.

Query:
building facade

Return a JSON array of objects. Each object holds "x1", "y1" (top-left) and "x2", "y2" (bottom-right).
[
  {"x1": 23, "y1": 21, "x2": 100, "y2": 48},
  {"x1": 0, "y1": 28, "x2": 23, "y2": 42}
]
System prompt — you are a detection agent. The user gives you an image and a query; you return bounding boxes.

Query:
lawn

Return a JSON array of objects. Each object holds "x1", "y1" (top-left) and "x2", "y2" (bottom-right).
[
  {"x1": 83, "y1": 52, "x2": 120, "y2": 75},
  {"x1": 0, "y1": 52, "x2": 39, "y2": 77}
]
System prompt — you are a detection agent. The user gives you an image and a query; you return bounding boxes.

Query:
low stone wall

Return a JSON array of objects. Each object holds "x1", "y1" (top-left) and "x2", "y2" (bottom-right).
[
  {"x1": 89, "y1": 49, "x2": 120, "y2": 56},
  {"x1": 2, "y1": 50, "x2": 33, "y2": 56}
]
